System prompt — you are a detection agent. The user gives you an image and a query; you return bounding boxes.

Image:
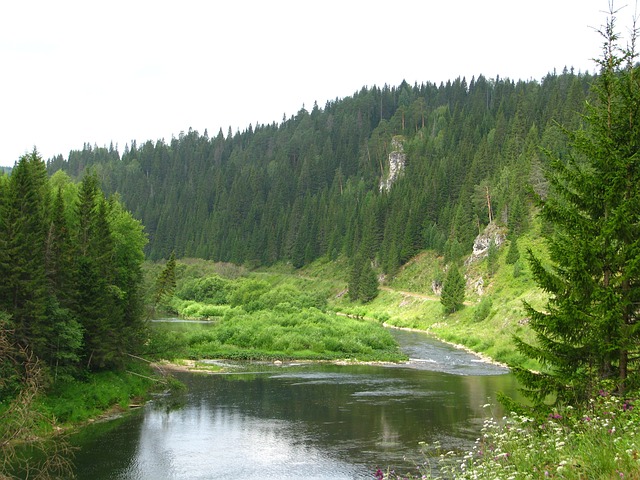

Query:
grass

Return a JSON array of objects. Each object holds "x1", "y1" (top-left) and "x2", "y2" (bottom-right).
[
  {"x1": 39, "y1": 362, "x2": 160, "y2": 424},
  {"x1": 151, "y1": 306, "x2": 406, "y2": 363},
  {"x1": 381, "y1": 391, "x2": 640, "y2": 479},
  {"x1": 152, "y1": 268, "x2": 407, "y2": 363}
]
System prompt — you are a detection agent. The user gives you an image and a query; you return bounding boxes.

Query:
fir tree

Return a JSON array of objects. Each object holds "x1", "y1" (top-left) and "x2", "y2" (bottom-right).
[
  {"x1": 358, "y1": 259, "x2": 379, "y2": 303},
  {"x1": 154, "y1": 251, "x2": 177, "y2": 311},
  {"x1": 0, "y1": 151, "x2": 50, "y2": 358},
  {"x1": 441, "y1": 265, "x2": 465, "y2": 314},
  {"x1": 514, "y1": 11, "x2": 640, "y2": 404}
]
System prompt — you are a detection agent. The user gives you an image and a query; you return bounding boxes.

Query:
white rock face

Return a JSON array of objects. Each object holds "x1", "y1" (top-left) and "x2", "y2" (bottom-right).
[
  {"x1": 467, "y1": 222, "x2": 507, "y2": 264},
  {"x1": 380, "y1": 136, "x2": 406, "y2": 192}
]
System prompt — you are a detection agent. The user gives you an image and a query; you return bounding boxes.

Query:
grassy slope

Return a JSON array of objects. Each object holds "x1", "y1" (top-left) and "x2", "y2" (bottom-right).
[{"x1": 298, "y1": 222, "x2": 549, "y2": 370}]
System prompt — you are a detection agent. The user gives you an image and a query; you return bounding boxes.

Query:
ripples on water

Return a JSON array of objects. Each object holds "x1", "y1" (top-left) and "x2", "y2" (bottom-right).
[{"x1": 71, "y1": 325, "x2": 516, "y2": 480}]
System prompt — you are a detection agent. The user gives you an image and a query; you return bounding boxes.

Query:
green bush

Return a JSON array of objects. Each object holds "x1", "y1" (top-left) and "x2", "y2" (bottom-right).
[
  {"x1": 176, "y1": 275, "x2": 231, "y2": 305},
  {"x1": 177, "y1": 307, "x2": 406, "y2": 362},
  {"x1": 472, "y1": 297, "x2": 493, "y2": 323},
  {"x1": 228, "y1": 279, "x2": 270, "y2": 311}
]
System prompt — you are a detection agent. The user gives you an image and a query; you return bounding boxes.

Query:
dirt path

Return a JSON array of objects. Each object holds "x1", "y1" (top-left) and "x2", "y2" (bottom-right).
[{"x1": 379, "y1": 286, "x2": 439, "y2": 301}]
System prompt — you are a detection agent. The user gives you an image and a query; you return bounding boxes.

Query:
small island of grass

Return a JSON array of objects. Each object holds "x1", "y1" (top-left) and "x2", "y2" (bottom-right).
[{"x1": 148, "y1": 263, "x2": 407, "y2": 364}]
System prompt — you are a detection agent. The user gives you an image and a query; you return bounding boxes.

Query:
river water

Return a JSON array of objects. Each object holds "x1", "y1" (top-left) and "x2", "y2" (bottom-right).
[{"x1": 70, "y1": 325, "x2": 518, "y2": 479}]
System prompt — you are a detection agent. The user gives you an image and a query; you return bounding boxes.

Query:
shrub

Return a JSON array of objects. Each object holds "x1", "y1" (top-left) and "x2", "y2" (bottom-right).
[
  {"x1": 177, "y1": 275, "x2": 231, "y2": 304},
  {"x1": 472, "y1": 297, "x2": 493, "y2": 323}
]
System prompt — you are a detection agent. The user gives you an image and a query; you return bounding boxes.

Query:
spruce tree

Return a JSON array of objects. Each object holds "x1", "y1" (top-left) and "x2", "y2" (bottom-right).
[
  {"x1": 505, "y1": 237, "x2": 520, "y2": 265},
  {"x1": 154, "y1": 251, "x2": 177, "y2": 310},
  {"x1": 358, "y1": 259, "x2": 379, "y2": 303},
  {"x1": 0, "y1": 151, "x2": 50, "y2": 358},
  {"x1": 73, "y1": 174, "x2": 119, "y2": 369},
  {"x1": 514, "y1": 11, "x2": 640, "y2": 404},
  {"x1": 348, "y1": 254, "x2": 363, "y2": 301},
  {"x1": 441, "y1": 265, "x2": 465, "y2": 314}
]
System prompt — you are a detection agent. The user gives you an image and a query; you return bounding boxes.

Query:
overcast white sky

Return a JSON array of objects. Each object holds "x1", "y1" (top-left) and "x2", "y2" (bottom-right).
[{"x1": 0, "y1": 0, "x2": 631, "y2": 167}]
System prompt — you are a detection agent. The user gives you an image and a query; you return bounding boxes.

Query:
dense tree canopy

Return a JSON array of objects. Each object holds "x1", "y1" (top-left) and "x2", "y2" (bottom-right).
[
  {"x1": 46, "y1": 71, "x2": 591, "y2": 272},
  {"x1": 0, "y1": 151, "x2": 147, "y2": 378}
]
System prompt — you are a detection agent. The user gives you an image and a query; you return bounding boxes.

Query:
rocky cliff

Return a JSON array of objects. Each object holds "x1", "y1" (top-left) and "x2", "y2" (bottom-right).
[{"x1": 379, "y1": 136, "x2": 406, "y2": 192}]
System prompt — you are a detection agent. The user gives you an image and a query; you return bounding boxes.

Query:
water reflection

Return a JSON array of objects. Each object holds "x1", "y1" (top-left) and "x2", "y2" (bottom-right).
[{"x1": 71, "y1": 328, "x2": 518, "y2": 480}]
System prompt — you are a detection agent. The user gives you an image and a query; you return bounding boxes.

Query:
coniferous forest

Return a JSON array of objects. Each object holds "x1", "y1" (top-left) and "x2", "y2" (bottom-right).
[
  {"x1": 46, "y1": 71, "x2": 590, "y2": 272},
  {"x1": 3, "y1": 7, "x2": 640, "y2": 476},
  {"x1": 0, "y1": 152, "x2": 147, "y2": 378}
]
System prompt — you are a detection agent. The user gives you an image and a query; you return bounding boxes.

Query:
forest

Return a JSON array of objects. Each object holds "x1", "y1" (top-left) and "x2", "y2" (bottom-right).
[
  {"x1": 46, "y1": 70, "x2": 589, "y2": 273},
  {"x1": 2, "y1": 7, "x2": 640, "y2": 477}
]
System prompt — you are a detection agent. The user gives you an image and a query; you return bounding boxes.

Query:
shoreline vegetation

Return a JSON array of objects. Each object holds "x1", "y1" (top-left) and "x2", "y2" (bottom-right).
[{"x1": 4, "y1": 7, "x2": 639, "y2": 477}]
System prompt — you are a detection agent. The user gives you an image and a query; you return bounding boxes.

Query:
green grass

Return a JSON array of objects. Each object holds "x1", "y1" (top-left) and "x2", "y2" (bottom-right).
[
  {"x1": 149, "y1": 217, "x2": 551, "y2": 370},
  {"x1": 382, "y1": 391, "x2": 640, "y2": 479},
  {"x1": 155, "y1": 307, "x2": 406, "y2": 362},
  {"x1": 39, "y1": 362, "x2": 159, "y2": 424}
]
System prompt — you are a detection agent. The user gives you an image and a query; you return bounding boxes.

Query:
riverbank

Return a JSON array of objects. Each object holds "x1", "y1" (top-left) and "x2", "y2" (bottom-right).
[
  {"x1": 383, "y1": 322, "x2": 509, "y2": 369},
  {"x1": 153, "y1": 356, "x2": 405, "y2": 375}
]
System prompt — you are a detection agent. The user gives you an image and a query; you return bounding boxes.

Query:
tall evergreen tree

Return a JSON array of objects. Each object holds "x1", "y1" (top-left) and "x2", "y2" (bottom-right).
[
  {"x1": 0, "y1": 151, "x2": 50, "y2": 358},
  {"x1": 154, "y1": 251, "x2": 177, "y2": 310},
  {"x1": 441, "y1": 264, "x2": 465, "y2": 314},
  {"x1": 514, "y1": 12, "x2": 640, "y2": 404},
  {"x1": 73, "y1": 173, "x2": 119, "y2": 369}
]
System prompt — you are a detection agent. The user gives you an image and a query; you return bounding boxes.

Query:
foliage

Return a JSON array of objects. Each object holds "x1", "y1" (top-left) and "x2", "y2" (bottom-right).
[
  {"x1": 514, "y1": 11, "x2": 640, "y2": 405},
  {"x1": 46, "y1": 70, "x2": 590, "y2": 274},
  {"x1": 0, "y1": 151, "x2": 148, "y2": 376},
  {"x1": 473, "y1": 296, "x2": 493, "y2": 323},
  {"x1": 440, "y1": 265, "x2": 465, "y2": 314},
  {"x1": 382, "y1": 391, "x2": 640, "y2": 479},
  {"x1": 0, "y1": 320, "x2": 75, "y2": 479},
  {"x1": 176, "y1": 274, "x2": 229, "y2": 305}
]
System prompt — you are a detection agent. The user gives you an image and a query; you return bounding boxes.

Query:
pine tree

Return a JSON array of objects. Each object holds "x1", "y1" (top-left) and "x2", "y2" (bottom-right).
[
  {"x1": 514, "y1": 11, "x2": 640, "y2": 404},
  {"x1": 358, "y1": 260, "x2": 379, "y2": 303},
  {"x1": 0, "y1": 151, "x2": 51, "y2": 358},
  {"x1": 154, "y1": 251, "x2": 177, "y2": 311},
  {"x1": 72, "y1": 173, "x2": 119, "y2": 369},
  {"x1": 505, "y1": 237, "x2": 520, "y2": 265},
  {"x1": 441, "y1": 265, "x2": 465, "y2": 314}
]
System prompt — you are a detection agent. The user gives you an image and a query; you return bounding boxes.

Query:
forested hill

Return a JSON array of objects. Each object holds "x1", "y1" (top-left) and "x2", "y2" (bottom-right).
[{"x1": 47, "y1": 72, "x2": 592, "y2": 271}]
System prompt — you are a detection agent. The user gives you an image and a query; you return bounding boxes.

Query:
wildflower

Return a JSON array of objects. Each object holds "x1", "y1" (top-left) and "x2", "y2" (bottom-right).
[{"x1": 375, "y1": 468, "x2": 384, "y2": 480}]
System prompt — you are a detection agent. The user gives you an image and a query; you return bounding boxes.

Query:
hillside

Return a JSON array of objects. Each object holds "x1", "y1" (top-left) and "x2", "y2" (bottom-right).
[
  {"x1": 278, "y1": 215, "x2": 547, "y2": 370},
  {"x1": 46, "y1": 72, "x2": 592, "y2": 275}
]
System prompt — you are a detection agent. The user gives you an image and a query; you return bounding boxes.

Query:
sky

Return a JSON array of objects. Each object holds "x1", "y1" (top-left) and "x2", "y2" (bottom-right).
[{"x1": 0, "y1": 0, "x2": 630, "y2": 167}]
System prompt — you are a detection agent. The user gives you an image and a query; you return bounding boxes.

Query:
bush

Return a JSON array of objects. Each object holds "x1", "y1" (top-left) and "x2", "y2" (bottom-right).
[
  {"x1": 472, "y1": 297, "x2": 493, "y2": 323},
  {"x1": 177, "y1": 275, "x2": 231, "y2": 304}
]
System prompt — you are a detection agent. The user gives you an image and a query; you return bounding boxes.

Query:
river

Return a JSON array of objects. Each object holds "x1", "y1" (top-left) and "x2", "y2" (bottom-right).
[{"x1": 70, "y1": 324, "x2": 518, "y2": 479}]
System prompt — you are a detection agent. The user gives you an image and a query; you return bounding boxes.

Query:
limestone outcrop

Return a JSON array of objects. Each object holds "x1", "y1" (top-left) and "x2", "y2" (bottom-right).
[{"x1": 379, "y1": 136, "x2": 406, "y2": 192}]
